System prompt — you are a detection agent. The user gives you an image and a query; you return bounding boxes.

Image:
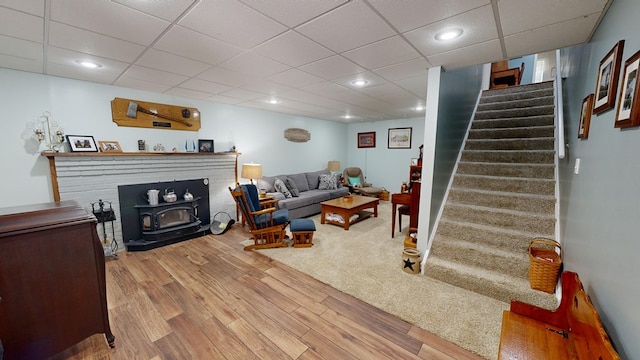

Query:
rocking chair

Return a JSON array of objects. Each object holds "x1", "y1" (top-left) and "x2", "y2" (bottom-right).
[{"x1": 229, "y1": 184, "x2": 290, "y2": 251}]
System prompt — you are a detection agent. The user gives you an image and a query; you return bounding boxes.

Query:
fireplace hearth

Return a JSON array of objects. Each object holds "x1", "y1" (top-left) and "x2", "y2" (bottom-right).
[{"x1": 118, "y1": 179, "x2": 211, "y2": 251}]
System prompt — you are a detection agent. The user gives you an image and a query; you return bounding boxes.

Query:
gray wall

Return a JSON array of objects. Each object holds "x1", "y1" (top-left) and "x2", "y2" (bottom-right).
[
  {"x1": 430, "y1": 64, "x2": 484, "y2": 231},
  {"x1": 559, "y1": 0, "x2": 640, "y2": 357}
]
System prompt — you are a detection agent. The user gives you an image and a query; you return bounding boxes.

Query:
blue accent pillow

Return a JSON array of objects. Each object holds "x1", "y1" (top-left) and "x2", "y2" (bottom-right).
[{"x1": 348, "y1": 176, "x2": 361, "y2": 185}]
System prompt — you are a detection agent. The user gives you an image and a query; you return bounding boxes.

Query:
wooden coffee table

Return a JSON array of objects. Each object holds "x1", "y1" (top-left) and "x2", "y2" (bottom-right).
[{"x1": 320, "y1": 195, "x2": 379, "y2": 230}]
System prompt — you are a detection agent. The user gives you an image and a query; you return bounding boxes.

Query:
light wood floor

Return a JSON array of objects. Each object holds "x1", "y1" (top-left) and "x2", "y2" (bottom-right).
[{"x1": 53, "y1": 226, "x2": 483, "y2": 360}]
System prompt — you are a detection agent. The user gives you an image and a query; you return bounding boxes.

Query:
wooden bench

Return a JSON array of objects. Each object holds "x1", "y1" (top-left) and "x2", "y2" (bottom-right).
[{"x1": 498, "y1": 271, "x2": 619, "y2": 359}]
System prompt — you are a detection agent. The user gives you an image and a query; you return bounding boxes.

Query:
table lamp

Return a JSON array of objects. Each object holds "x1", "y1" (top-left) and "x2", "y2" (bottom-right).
[
  {"x1": 241, "y1": 163, "x2": 262, "y2": 185},
  {"x1": 327, "y1": 160, "x2": 341, "y2": 172}
]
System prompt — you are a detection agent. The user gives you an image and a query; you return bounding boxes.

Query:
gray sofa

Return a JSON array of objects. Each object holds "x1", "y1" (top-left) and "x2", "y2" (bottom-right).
[{"x1": 257, "y1": 170, "x2": 349, "y2": 219}]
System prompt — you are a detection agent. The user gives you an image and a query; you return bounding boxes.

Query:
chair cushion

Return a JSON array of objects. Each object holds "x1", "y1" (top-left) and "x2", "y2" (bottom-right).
[
  {"x1": 254, "y1": 209, "x2": 289, "y2": 229},
  {"x1": 290, "y1": 218, "x2": 316, "y2": 232},
  {"x1": 241, "y1": 184, "x2": 261, "y2": 212}
]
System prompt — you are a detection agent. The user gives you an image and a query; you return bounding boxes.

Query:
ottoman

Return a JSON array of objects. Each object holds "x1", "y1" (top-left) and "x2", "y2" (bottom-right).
[{"x1": 290, "y1": 218, "x2": 316, "y2": 248}]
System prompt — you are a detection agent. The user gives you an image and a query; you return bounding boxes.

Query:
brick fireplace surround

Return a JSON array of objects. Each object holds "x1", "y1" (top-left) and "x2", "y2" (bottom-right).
[{"x1": 44, "y1": 152, "x2": 238, "y2": 252}]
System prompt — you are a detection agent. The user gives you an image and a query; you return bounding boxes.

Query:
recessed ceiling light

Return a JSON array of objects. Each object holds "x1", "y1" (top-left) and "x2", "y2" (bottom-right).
[
  {"x1": 343, "y1": 114, "x2": 352, "y2": 119},
  {"x1": 415, "y1": 105, "x2": 424, "y2": 111},
  {"x1": 435, "y1": 28, "x2": 463, "y2": 41},
  {"x1": 268, "y1": 99, "x2": 280, "y2": 104},
  {"x1": 75, "y1": 60, "x2": 102, "y2": 69},
  {"x1": 351, "y1": 80, "x2": 368, "y2": 87}
]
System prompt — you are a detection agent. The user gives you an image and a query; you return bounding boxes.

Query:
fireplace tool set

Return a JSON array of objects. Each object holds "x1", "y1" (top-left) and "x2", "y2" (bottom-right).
[{"x1": 91, "y1": 199, "x2": 118, "y2": 258}]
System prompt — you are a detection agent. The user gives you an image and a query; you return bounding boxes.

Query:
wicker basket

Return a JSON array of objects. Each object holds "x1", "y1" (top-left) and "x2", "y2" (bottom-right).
[{"x1": 528, "y1": 238, "x2": 562, "y2": 293}]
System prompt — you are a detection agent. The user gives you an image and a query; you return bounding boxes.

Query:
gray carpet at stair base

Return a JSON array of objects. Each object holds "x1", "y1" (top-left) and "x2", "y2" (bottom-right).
[{"x1": 253, "y1": 202, "x2": 509, "y2": 360}]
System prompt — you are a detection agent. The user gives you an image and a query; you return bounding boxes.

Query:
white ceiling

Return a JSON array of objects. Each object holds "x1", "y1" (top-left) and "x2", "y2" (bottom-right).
[{"x1": 0, "y1": 0, "x2": 612, "y2": 123}]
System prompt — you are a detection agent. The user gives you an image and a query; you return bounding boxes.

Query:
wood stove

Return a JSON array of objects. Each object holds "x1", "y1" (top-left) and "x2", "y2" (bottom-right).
[{"x1": 118, "y1": 179, "x2": 210, "y2": 251}]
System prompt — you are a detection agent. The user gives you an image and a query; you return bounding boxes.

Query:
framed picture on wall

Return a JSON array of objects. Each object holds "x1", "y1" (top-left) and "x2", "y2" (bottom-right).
[
  {"x1": 615, "y1": 49, "x2": 640, "y2": 128},
  {"x1": 357, "y1": 132, "x2": 376, "y2": 148},
  {"x1": 388, "y1": 127, "x2": 412, "y2": 149},
  {"x1": 578, "y1": 94, "x2": 594, "y2": 139},
  {"x1": 594, "y1": 40, "x2": 624, "y2": 115}
]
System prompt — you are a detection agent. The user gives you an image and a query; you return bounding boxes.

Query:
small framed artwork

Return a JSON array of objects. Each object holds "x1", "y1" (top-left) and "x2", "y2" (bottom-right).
[
  {"x1": 388, "y1": 127, "x2": 412, "y2": 149},
  {"x1": 66, "y1": 135, "x2": 98, "y2": 152},
  {"x1": 578, "y1": 94, "x2": 594, "y2": 139},
  {"x1": 98, "y1": 140, "x2": 122, "y2": 152},
  {"x1": 594, "y1": 40, "x2": 624, "y2": 114},
  {"x1": 357, "y1": 132, "x2": 376, "y2": 148},
  {"x1": 615, "y1": 49, "x2": 640, "y2": 128},
  {"x1": 198, "y1": 139, "x2": 214, "y2": 152}
]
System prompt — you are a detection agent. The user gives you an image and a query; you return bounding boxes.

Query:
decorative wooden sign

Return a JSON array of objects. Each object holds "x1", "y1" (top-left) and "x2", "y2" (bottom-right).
[
  {"x1": 111, "y1": 97, "x2": 200, "y2": 131},
  {"x1": 284, "y1": 128, "x2": 310, "y2": 142}
]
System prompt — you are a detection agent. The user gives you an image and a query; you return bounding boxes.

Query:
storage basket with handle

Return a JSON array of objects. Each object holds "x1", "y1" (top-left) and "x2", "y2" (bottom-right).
[{"x1": 528, "y1": 238, "x2": 562, "y2": 293}]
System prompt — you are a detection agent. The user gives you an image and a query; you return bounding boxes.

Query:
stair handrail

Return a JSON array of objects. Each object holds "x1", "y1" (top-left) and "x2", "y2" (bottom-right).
[{"x1": 555, "y1": 49, "x2": 566, "y2": 159}]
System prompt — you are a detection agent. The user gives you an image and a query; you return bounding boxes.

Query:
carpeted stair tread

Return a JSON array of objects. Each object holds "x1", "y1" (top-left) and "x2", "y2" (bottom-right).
[
  {"x1": 484, "y1": 81, "x2": 553, "y2": 95},
  {"x1": 423, "y1": 257, "x2": 558, "y2": 309},
  {"x1": 452, "y1": 174, "x2": 555, "y2": 195},
  {"x1": 448, "y1": 187, "x2": 555, "y2": 213},
  {"x1": 472, "y1": 115, "x2": 554, "y2": 129},
  {"x1": 477, "y1": 96, "x2": 554, "y2": 111},
  {"x1": 468, "y1": 125, "x2": 555, "y2": 139},
  {"x1": 464, "y1": 137, "x2": 554, "y2": 150},
  {"x1": 441, "y1": 203, "x2": 555, "y2": 234},
  {"x1": 428, "y1": 235, "x2": 529, "y2": 278},
  {"x1": 457, "y1": 161, "x2": 555, "y2": 179},
  {"x1": 474, "y1": 105, "x2": 554, "y2": 120},
  {"x1": 480, "y1": 87, "x2": 554, "y2": 103},
  {"x1": 461, "y1": 149, "x2": 555, "y2": 164},
  {"x1": 436, "y1": 219, "x2": 547, "y2": 252}
]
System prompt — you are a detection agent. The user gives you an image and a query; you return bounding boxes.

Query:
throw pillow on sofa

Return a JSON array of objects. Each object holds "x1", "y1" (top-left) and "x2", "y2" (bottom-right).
[
  {"x1": 318, "y1": 173, "x2": 339, "y2": 190},
  {"x1": 284, "y1": 177, "x2": 300, "y2": 197},
  {"x1": 274, "y1": 178, "x2": 292, "y2": 198}
]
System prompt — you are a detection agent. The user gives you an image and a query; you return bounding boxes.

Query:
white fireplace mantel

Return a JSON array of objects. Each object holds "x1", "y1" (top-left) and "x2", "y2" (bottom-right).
[{"x1": 43, "y1": 151, "x2": 239, "y2": 251}]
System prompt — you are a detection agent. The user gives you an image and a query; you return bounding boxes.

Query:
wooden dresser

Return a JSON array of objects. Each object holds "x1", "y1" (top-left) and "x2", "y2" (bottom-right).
[{"x1": 0, "y1": 201, "x2": 114, "y2": 359}]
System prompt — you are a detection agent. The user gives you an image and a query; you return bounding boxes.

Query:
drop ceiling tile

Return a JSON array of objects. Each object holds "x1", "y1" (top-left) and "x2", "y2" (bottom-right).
[
  {"x1": 302, "y1": 81, "x2": 352, "y2": 98},
  {"x1": 0, "y1": 36, "x2": 42, "y2": 72},
  {"x1": 0, "y1": 0, "x2": 45, "y2": 16},
  {"x1": 164, "y1": 87, "x2": 212, "y2": 99},
  {"x1": 179, "y1": 0, "x2": 286, "y2": 48},
  {"x1": 404, "y1": 5, "x2": 497, "y2": 57},
  {"x1": 427, "y1": 39, "x2": 502, "y2": 70},
  {"x1": 0, "y1": 6, "x2": 43, "y2": 42},
  {"x1": 342, "y1": 36, "x2": 422, "y2": 70},
  {"x1": 239, "y1": 0, "x2": 348, "y2": 28},
  {"x1": 240, "y1": 80, "x2": 294, "y2": 96},
  {"x1": 208, "y1": 94, "x2": 244, "y2": 105},
  {"x1": 372, "y1": 58, "x2": 430, "y2": 81},
  {"x1": 296, "y1": 1, "x2": 395, "y2": 53},
  {"x1": 499, "y1": 0, "x2": 608, "y2": 36},
  {"x1": 504, "y1": 14, "x2": 601, "y2": 58},
  {"x1": 357, "y1": 82, "x2": 406, "y2": 98},
  {"x1": 46, "y1": 46, "x2": 129, "y2": 76},
  {"x1": 46, "y1": 62, "x2": 119, "y2": 84},
  {"x1": 112, "y1": 0, "x2": 197, "y2": 22},
  {"x1": 113, "y1": 77, "x2": 172, "y2": 93},
  {"x1": 267, "y1": 68, "x2": 325, "y2": 88},
  {"x1": 197, "y1": 67, "x2": 251, "y2": 87},
  {"x1": 369, "y1": 0, "x2": 489, "y2": 33},
  {"x1": 394, "y1": 75, "x2": 428, "y2": 98},
  {"x1": 220, "y1": 52, "x2": 290, "y2": 78},
  {"x1": 154, "y1": 26, "x2": 243, "y2": 66},
  {"x1": 120, "y1": 65, "x2": 188, "y2": 87},
  {"x1": 135, "y1": 48, "x2": 211, "y2": 77},
  {"x1": 299, "y1": 55, "x2": 365, "y2": 80},
  {"x1": 50, "y1": 0, "x2": 170, "y2": 45},
  {"x1": 219, "y1": 87, "x2": 266, "y2": 101},
  {"x1": 278, "y1": 88, "x2": 349, "y2": 110},
  {"x1": 49, "y1": 21, "x2": 145, "y2": 62},
  {"x1": 179, "y1": 78, "x2": 232, "y2": 94},
  {"x1": 253, "y1": 31, "x2": 333, "y2": 67}
]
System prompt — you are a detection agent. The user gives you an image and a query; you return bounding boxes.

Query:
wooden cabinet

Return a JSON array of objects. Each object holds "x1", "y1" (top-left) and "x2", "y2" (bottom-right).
[
  {"x1": 410, "y1": 165, "x2": 422, "y2": 183},
  {"x1": 0, "y1": 200, "x2": 114, "y2": 359}
]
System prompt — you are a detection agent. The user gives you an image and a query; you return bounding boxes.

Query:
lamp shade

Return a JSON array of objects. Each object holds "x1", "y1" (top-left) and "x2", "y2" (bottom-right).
[
  {"x1": 327, "y1": 160, "x2": 341, "y2": 172},
  {"x1": 241, "y1": 163, "x2": 263, "y2": 180}
]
